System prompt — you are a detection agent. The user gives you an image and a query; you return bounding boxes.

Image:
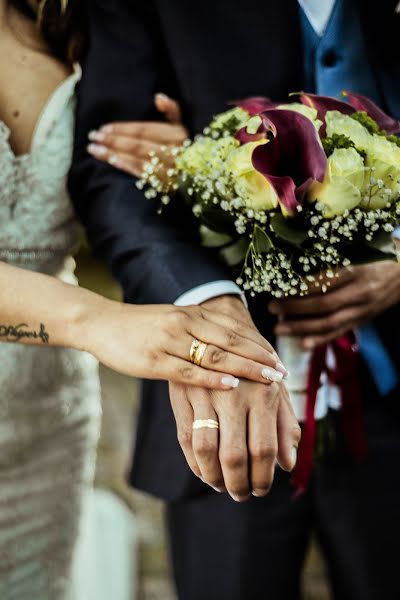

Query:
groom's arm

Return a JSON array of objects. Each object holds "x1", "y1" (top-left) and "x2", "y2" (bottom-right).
[{"x1": 69, "y1": 0, "x2": 237, "y2": 305}]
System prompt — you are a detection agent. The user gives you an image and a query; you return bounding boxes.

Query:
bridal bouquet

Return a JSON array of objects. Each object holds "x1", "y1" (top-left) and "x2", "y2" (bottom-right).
[
  {"x1": 139, "y1": 92, "x2": 400, "y2": 298},
  {"x1": 139, "y1": 92, "x2": 400, "y2": 489}
]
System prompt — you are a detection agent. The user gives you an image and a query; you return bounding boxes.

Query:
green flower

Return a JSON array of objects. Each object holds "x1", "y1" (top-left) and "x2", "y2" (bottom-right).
[
  {"x1": 176, "y1": 136, "x2": 238, "y2": 176},
  {"x1": 210, "y1": 107, "x2": 250, "y2": 134},
  {"x1": 226, "y1": 140, "x2": 279, "y2": 211},
  {"x1": 277, "y1": 102, "x2": 323, "y2": 131},
  {"x1": 363, "y1": 135, "x2": 400, "y2": 208},
  {"x1": 308, "y1": 148, "x2": 365, "y2": 217},
  {"x1": 325, "y1": 110, "x2": 372, "y2": 152}
]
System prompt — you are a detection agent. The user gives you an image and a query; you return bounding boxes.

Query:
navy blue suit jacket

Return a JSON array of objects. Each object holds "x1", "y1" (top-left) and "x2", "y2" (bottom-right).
[{"x1": 70, "y1": 0, "x2": 400, "y2": 501}]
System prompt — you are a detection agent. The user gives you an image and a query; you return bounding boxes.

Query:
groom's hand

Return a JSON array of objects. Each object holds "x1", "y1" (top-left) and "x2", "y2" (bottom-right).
[
  {"x1": 169, "y1": 295, "x2": 301, "y2": 501},
  {"x1": 269, "y1": 261, "x2": 400, "y2": 349}
]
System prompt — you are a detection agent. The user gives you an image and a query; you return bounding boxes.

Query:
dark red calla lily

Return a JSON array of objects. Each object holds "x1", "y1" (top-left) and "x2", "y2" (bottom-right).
[
  {"x1": 343, "y1": 91, "x2": 400, "y2": 134},
  {"x1": 251, "y1": 109, "x2": 327, "y2": 213},
  {"x1": 232, "y1": 96, "x2": 276, "y2": 116},
  {"x1": 235, "y1": 113, "x2": 277, "y2": 144},
  {"x1": 299, "y1": 92, "x2": 354, "y2": 119}
]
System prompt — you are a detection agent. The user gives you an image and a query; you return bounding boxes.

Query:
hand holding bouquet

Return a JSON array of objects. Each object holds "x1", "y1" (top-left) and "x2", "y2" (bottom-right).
[{"x1": 139, "y1": 91, "x2": 400, "y2": 490}]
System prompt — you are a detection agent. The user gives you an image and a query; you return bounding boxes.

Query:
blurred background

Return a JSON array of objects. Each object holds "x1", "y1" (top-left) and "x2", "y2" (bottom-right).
[{"x1": 75, "y1": 244, "x2": 330, "y2": 600}]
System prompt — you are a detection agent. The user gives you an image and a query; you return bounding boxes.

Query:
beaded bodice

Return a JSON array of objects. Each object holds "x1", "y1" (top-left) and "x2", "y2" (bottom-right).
[{"x1": 0, "y1": 65, "x2": 82, "y2": 273}]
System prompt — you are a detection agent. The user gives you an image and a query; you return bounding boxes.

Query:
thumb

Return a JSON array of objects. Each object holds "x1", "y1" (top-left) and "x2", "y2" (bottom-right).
[{"x1": 154, "y1": 93, "x2": 182, "y2": 124}]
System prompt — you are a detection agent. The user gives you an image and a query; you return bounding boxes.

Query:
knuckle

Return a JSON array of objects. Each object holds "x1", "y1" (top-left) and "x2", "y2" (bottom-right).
[
  {"x1": 326, "y1": 313, "x2": 340, "y2": 329},
  {"x1": 194, "y1": 437, "x2": 217, "y2": 457},
  {"x1": 364, "y1": 281, "x2": 378, "y2": 301},
  {"x1": 179, "y1": 365, "x2": 195, "y2": 380},
  {"x1": 262, "y1": 385, "x2": 280, "y2": 409},
  {"x1": 250, "y1": 443, "x2": 277, "y2": 462},
  {"x1": 168, "y1": 309, "x2": 190, "y2": 330},
  {"x1": 221, "y1": 448, "x2": 246, "y2": 470},
  {"x1": 177, "y1": 429, "x2": 192, "y2": 448},
  {"x1": 127, "y1": 139, "x2": 140, "y2": 153},
  {"x1": 208, "y1": 347, "x2": 225, "y2": 366},
  {"x1": 225, "y1": 329, "x2": 239, "y2": 348},
  {"x1": 135, "y1": 123, "x2": 146, "y2": 138}
]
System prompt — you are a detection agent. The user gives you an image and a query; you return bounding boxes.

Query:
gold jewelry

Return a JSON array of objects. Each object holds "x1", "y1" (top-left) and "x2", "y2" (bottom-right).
[
  {"x1": 192, "y1": 419, "x2": 219, "y2": 430},
  {"x1": 189, "y1": 338, "x2": 208, "y2": 367}
]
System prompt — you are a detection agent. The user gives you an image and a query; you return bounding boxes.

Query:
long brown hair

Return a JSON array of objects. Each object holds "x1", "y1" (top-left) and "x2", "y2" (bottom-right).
[{"x1": 7, "y1": 0, "x2": 87, "y2": 64}]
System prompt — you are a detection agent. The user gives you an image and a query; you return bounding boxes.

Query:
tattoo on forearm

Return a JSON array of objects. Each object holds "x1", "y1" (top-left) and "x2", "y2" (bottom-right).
[{"x1": 0, "y1": 323, "x2": 49, "y2": 344}]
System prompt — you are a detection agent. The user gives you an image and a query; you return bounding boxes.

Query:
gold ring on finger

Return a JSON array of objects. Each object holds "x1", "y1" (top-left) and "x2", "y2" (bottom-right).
[
  {"x1": 189, "y1": 338, "x2": 208, "y2": 367},
  {"x1": 192, "y1": 419, "x2": 219, "y2": 430}
]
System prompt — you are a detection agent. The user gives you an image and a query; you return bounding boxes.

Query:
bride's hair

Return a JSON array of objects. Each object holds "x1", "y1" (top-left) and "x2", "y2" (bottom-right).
[{"x1": 7, "y1": 0, "x2": 87, "y2": 64}]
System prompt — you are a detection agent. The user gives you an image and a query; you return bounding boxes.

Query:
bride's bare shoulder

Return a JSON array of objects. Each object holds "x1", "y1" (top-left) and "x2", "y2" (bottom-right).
[{"x1": 0, "y1": 2, "x2": 71, "y2": 155}]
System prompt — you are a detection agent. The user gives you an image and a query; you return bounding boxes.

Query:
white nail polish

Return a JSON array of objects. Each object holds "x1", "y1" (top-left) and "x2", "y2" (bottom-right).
[
  {"x1": 87, "y1": 143, "x2": 107, "y2": 156},
  {"x1": 291, "y1": 447, "x2": 298, "y2": 466},
  {"x1": 100, "y1": 124, "x2": 114, "y2": 134},
  {"x1": 155, "y1": 92, "x2": 169, "y2": 101},
  {"x1": 221, "y1": 376, "x2": 240, "y2": 388},
  {"x1": 108, "y1": 155, "x2": 120, "y2": 166},
  {"x1": 88, "y1": 130, "x2": 105, "y2": 142},
  {"x1": 275, "y1": 362, "x2": 288, "y2": 377},
  {"x1": 261, "y1": 367, "x2": 283, "y2": 383}
]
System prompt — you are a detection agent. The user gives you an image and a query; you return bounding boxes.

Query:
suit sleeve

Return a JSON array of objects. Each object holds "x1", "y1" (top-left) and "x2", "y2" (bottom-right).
[{"x1": 69, "y1": 0, "x2": 231, "y2": 305}]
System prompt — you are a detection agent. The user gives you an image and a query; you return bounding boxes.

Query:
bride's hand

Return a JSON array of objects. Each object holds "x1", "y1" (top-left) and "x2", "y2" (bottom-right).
[
  {"x1": 87, "y1": 94, "x2": 187, "y2": 176},
  {"x1": 84, "y1": 300, "x2": 287, "y2": 390}
]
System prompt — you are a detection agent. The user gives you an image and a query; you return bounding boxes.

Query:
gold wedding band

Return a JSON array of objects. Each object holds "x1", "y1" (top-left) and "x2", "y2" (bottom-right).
[
  {"x1": 193, "y1": 419, "x2": 220, "y2": 430},
  {"x1": 189, "y1": 338, "x2": 208, "y2": 367}
]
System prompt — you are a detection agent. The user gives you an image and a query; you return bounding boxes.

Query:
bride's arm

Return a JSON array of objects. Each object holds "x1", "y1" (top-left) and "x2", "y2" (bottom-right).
[{"x1": 0, "y1": 261, "x2": 286, "y2": 388}]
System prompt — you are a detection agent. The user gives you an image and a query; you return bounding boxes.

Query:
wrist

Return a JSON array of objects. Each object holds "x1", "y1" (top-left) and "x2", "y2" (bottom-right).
[
  {"x1": 64, "y1": 288, "x2": 112, "y2": 354},
  {"x1": 201, "y1": 294, "x2": 252, "y2": 323}
]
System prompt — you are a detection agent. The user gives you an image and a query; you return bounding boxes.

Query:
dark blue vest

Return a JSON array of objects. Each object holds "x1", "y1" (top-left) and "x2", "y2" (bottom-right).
[
  {"x1": 300, "y1": 0, "x2": 382, "y2": 102},
  {"x1": 300, "y1": 0, "x2": 399, "y2": 396}
]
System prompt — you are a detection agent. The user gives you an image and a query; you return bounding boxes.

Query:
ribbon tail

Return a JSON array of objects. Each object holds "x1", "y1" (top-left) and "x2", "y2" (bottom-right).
[
  {"x1": 333, "y1": 334, "x2": 368, "y2": 461},
  {"x1": 291, "y1": 344, "x2": 327, "y2": 494}
]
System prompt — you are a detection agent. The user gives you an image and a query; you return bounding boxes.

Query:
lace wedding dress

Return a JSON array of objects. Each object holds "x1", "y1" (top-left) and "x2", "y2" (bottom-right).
[{"x1": 0, "y1": 66, "x2": 103, "y2": 598}]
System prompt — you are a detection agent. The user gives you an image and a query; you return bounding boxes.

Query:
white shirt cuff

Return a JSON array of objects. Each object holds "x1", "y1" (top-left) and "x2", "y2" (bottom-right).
[{"x1": 174, "y1": 281, "x2": 246, "y2": 306}]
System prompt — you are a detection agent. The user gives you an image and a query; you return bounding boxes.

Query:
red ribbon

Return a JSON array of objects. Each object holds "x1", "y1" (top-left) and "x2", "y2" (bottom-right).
[{"x1": 291, "y1": 332, "x2": 368, "y2": 494}]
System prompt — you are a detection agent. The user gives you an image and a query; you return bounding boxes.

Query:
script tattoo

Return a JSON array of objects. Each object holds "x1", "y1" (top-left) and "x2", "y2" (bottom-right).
[{"x1": 0, "y1": 323, "x2": 50, "y2": 344}]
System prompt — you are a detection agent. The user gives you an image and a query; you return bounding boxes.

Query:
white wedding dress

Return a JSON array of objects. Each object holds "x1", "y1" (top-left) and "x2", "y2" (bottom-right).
[{"x1": 0, "y1": 66, "x2": 136, "y2": 599}]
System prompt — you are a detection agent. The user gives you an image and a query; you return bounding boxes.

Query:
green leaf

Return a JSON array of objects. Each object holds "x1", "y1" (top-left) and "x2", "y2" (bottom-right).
[
  {"x1": 270, "y1": 213, "x2": 308, "y2": 245},
  {"x1": 366, "y1": 231, "x2": 397, "y2": 256},
  {"x1": 200, "y1": 225, "x2": 233, "y2": 248},
  {"x1": 253, "y1": 225, "x2": 273, "y2": 254},
  {"x1": 220, "y1": 238, "x2": 249, "y2": 267},
  {"x1": 344, "y1": 236, "x2": 397, "y2": 264},
  {"x1": 199, "y1": 204, "x2": 237, "y2": 234}
]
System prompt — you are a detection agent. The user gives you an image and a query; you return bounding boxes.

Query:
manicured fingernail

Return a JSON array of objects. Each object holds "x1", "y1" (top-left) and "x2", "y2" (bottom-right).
[
  {"x1": 108, "y1": 155, "x2": 121, "y2": 166},
  {"x1": 88, "y1": 130, "x2": 106, "y2": 142},
  {"x1": 261, "y1": 367, "x2": 283, "y2": 383},
  {"x1": 155, "y1": 92, "x2": 169, "y2": 102},
  {"x1": 303, "y1": 338, "x2": 315, "y2": 350},
  {"x1": 212, "y1": 486, "x2": 225, "y2": 493},
  {"x1": 291, "y1": 447, "x2": 298, "y2": 468},
  {"x1": 221, "y1": 375, "x2": 240, "y2": 388},
  {"x1": 87, "y1": 143, "x2": 107, "y2": 157},
  {"x1": 275, "y1": 362, "x2": 288, "y2": 377},
  {"x1": 252, "y1": 488, "x2": 269, "y2": 497},
  {"x1": 100, "y1": 124, "x2": 114, "y2": 134}
]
